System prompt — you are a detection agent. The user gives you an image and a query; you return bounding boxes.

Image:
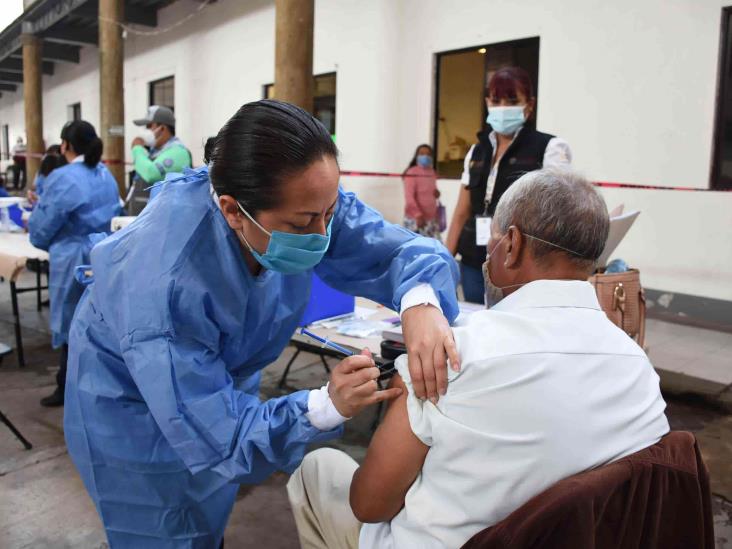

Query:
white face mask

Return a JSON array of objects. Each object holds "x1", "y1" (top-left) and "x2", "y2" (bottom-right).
[{"x1": 140, "y1": 126, "x2": 160, "y2": 148}]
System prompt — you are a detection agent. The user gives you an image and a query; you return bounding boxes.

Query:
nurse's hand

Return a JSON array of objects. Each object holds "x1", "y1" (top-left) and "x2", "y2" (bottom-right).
[
  {"x1": 329, "y1": 349, "x2": 402, "y2": 418},
  {"x1": 401, "y1": 304, "x2": 460, "y2": 404}
]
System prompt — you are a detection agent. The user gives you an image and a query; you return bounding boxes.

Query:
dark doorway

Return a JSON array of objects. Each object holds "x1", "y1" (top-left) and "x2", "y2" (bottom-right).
[{"x1": 434, "y1": 37, "x2": 540, "y2": 178}]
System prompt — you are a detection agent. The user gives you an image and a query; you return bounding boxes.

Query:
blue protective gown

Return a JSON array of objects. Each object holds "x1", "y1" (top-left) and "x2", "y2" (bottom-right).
[
  {"x1": 35, "y1": 173, "x2": 46, "y2": 196},
  {"x1": 63, "y1": 166, "x2": 459, "y2": 548},
  {"x1": 28, "y1": 161, "x2": 120, "y2": 347}
]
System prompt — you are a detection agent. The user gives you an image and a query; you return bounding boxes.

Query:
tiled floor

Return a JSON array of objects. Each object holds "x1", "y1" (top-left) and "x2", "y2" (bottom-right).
[{"x1": 645, "y1": 318, "x2": 732, "y2": 396}]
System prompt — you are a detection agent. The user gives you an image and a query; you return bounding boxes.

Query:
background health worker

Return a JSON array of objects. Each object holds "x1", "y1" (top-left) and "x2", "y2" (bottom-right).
[
  {"x1": 131, "y1": 105, "x2": 192, "y2": 184},
  {"x1": 28, "y1": 121, "x2": 121, "y2": 407},
  {"x1": 64, "y1": 100, "x2": 461, "y2": 547},
  {"x1": 445, "y1": 66, "x2": 572, "y2": 303}
]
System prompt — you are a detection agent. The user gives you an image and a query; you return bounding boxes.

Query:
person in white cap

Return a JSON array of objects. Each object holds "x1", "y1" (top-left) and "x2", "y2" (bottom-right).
[{"x1": 131, "y1": 105, "x2": 192, "y2": 185}]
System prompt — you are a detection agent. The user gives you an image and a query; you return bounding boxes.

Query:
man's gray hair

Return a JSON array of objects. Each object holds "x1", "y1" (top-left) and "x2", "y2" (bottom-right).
[{"x1": 493, "y1": 168, "x2": 609, "y2": 271}]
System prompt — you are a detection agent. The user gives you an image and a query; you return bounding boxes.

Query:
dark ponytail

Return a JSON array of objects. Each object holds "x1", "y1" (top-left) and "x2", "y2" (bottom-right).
[
  {"x1": 203, "y1": 136, "x2": 217, "y2": 164},
  {"x1": 209, "y1": 99, "x2": 338, "y2": 214},
  {"x1": 60, "y1": 120, "x2": 104, "y2": 168}
]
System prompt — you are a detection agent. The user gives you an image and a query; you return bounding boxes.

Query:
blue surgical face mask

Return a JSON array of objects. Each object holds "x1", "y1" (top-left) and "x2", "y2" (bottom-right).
[
  {"x1": 486, "y1": 106, "x2": 526, "y2": 136},
  {"x1": 416, "y1": 154, "x2": 432, "y2": 168},
  {"x1": 237, "y1": 203, "x2": 332, "y2": 274}
]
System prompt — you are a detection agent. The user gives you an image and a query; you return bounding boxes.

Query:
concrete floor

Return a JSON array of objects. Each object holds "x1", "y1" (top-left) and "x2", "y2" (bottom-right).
[{"x1": 0, "y1": 270, "x2": 731, "y2": 548}]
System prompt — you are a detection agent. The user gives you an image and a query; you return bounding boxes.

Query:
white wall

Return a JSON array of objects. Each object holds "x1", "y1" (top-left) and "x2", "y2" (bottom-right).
[
  {"x1": 394, "y1": 0, "x2": 732, "y2": 302},
  {"x1": 0, "y1": 0, "x2": 730, "y2": 301}
]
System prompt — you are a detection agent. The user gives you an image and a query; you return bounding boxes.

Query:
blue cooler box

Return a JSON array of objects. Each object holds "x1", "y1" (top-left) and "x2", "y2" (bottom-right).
[{"x1": 299, "y1": 273, "x2": 355, "y2": 326}]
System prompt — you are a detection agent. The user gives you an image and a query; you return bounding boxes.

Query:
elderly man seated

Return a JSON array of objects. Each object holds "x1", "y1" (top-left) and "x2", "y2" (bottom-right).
[{"x1": 287, "y1": 168, "x2": 670, "y2": 549}]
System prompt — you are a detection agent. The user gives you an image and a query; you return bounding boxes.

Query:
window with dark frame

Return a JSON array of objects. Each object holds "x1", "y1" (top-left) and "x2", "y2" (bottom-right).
[
  {"x1": 433, "y1": 37, "x2": 540, "y2": 179},
  {"x1": 263, "y1": 72, "x2": 337, "y2": 137},
  {"x1": 149, "y1": 76, "x2": 175, "y2": 112},
  {"x1": 68, "y1": 102, "x2": 81, "y2": 121},
  {"x1": 712, "y1": 7, "x2": 732, "y2": 190},
  {"x1": 1, "y1": 124, "x2": 9, "y2": 161}
]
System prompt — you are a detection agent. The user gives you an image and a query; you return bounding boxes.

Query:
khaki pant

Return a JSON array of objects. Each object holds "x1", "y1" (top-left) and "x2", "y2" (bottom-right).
[{"x1": 287, "y1": 448, "x2": 363, "y2": 549}]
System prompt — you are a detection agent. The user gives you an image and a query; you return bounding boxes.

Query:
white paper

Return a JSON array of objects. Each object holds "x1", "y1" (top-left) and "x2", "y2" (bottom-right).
[
  {"x1": 597, "y1": 209, "x2": 640, "y2": 268},
  {"x1": 475, "y1": 216, "x2": 492, "y2": 246},
  {"x1": 609, "y1": 204, "x2": 625, "y2": 218},
  {"x1": 354, "y1": 306, "x2": 378, "y2": 320}
]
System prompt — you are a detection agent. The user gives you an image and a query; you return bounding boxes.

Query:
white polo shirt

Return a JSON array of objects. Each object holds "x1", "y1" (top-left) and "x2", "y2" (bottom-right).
[{"x1": 360, "y1": 280, "x2": 669, "y2": 549}]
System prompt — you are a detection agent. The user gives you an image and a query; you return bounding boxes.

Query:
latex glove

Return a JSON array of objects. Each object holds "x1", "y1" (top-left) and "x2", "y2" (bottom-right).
[
  {"x1": 329, "y1": 349, "x2": 402, "y2": 417},
  {"x1": 401, "y1": 304, "x2": 460, "y2": 403}
]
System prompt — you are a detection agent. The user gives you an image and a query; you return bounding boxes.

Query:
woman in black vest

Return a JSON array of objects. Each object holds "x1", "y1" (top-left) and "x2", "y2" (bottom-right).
[{"x1": 445, "y1": 66, "x2": 572, "y2": 303}]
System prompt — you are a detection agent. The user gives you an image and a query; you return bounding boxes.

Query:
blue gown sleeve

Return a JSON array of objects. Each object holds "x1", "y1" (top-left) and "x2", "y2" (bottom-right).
[
  {"x1": 315, "y1": 188, "x2": 460, "y2": 322},
  {"x1": 119, "y1": 328, "x2": 341, "y2": 484},
  {"x1": 28, "y1": 172, "x2": 81, "y2": 251}
]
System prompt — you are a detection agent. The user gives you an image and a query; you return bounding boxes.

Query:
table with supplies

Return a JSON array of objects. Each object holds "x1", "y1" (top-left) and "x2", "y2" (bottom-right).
[
  {"x1": 0, "y1": 232, "x2": 48, "y2": 451},
  {"x1": 0, "y1": 232, "x2": 49, "y2": 368},
  {"x1": 284, "y1": 299, "x2": 399, "y2": 387}
]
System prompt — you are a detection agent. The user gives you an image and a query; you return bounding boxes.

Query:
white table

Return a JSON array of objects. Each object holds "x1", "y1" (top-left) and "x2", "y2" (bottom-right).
[
  {"x1": 0, "y1": 232, "x2": 45, "y2": 450},
  {"x1": 0, "y1": 232, "x2": 49, "y2": 368}
]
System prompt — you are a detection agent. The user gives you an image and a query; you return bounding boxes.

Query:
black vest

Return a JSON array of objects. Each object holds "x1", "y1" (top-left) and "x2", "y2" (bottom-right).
[{"x1": 457, "y1": 127, "x2": 554, "y2": 268}]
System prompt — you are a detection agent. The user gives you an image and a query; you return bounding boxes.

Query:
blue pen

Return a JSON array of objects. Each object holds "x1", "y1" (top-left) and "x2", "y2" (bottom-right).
[{"x1": 299, "y1": 328, "x2": 355, "y2": 357}]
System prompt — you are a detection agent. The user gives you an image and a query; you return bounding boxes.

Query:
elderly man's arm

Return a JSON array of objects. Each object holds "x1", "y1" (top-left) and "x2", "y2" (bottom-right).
[{"x1": 349, "y1": 374, "x2": 429, "y2": 522}]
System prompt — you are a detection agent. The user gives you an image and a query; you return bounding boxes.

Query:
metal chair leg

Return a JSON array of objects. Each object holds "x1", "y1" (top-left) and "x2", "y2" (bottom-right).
[
  {"x1": 36, "y1": 267, "x2": 42, "y2": 311},
  {"x1": 10, "y1": 281, "x2": 24, "y2": 368},
  {"x1": 320, "y1": 355, "x2": 331, "y2": 374},
  {"x1": 278, "y1": 348, "x2": 301, "y2": 389},
  {"x1": 0, "y1": 409, "x2": 32, "y2": 450}
]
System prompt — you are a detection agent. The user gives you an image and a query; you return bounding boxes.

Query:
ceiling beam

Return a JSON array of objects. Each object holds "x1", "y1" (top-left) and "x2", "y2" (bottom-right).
[
  {"x1": 73, "y1": 3, "x2": 158, "y2": 27},
  {"x1": 124, "y1": 4, "x2": 159, "y2": 27},
  {"x1": 0, "y1": 83, "x2": 17, "y2": 92},
  {"x1": 0, "y1": 37, "x2": 21, "y2": 65},
  {"x1": 41, "y1": 42, "x2": 81, "y2": 63},
  {"x1": 22, "y1": 0, "x2": 90, "y2": 36},
  {"x1": 0, "y1": 72, "x2": 23, "y2": 83},
  {"x1": 42, "y1": 26, "x2": 98, "y2": 46},
  {"x1": 0, "y1": 57, "x2": 54, "y2": 76},
  {"x1": 9, "y1": 42, "x2": 81, "y2": 64}
]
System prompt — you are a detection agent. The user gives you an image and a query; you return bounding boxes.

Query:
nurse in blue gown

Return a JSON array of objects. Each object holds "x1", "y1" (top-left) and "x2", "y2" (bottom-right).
[
  {"x1": 64, "y1": 100, "x2": 460, "y2": 548},
  {"x1": 28, "y1": 121, "x2": 120, "y2": 407}
]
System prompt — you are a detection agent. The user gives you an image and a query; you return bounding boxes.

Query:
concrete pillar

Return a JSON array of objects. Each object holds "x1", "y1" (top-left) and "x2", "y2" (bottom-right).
[
  {"x1": 99, "y1": 0, "x2": 125, "y2": 195},
  {"x1": 21, "y1": 33, "x2": 43, "y2": 185},
  {"x1": 274, "y1": 0, "x2": 314, "y2": 112}
]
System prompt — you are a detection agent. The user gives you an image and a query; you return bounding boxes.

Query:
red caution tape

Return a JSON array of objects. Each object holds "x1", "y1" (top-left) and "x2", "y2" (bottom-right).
[
  {"x1": 7, "y1": 156, "x2": 731, "y2": 192},
  {"x1": 339, "y1": 170, "x2": 732, "y2": 192},
  {"x1": 11, "y1": 151, "x2": 132, "y2": 165}
]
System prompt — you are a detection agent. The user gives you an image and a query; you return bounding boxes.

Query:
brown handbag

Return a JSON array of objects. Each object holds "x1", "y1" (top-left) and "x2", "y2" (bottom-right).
[{"x1": 588, "y1": 269, "x2": 646, "y2": 348}]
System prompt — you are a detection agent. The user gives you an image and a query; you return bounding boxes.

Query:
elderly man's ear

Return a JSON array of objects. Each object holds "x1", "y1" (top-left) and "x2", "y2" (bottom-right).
[{"x1": 504, "y1": 226, "x2": 525, "y2": 269}]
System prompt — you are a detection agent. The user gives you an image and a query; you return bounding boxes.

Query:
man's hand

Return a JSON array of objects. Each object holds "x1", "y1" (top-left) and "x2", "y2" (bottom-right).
[
  {"x1": 329, "y1": 349, "x2": 402, "y2": 417},
  {"x1": 401, "y1": 305, "x2": 460, "y2": 403},
  {"x1": 131, "y1": 137, "x2": 145, "y2": 148},
  {"x1": 26, "y1": 189, "x2": 38, "y2": 205}
]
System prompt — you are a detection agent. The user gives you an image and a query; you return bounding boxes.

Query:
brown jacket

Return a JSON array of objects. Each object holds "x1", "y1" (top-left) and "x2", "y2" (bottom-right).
[{"x1": 462, "y1": 431, "x2": 714, "y2": 549}]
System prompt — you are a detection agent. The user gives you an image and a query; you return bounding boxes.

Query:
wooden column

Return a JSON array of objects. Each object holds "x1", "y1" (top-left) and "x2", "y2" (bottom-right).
[
  {"x1": 21, "y1": 33, "x2": 43, "y2": 185},
  {"x1": 274, "y1": 0, "x2": 314, "y2": 112},
  {"x1": 99, "y1": 0, "x2": 125, "y2": 195}
]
